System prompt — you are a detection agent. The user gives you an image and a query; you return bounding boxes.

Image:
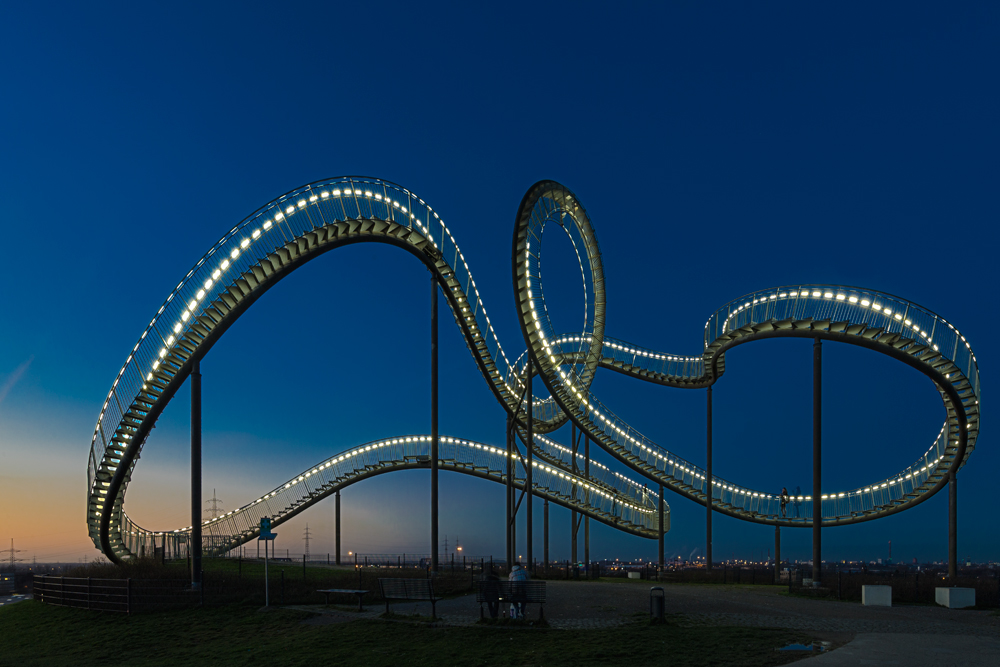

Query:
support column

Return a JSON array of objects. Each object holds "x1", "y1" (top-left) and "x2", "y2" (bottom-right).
[
  {"x1": 571, "y1": 424, "x2": 578, "y2": 565},
  {"x1": 335, "y1": 490, "x2": 341, "y2": 565},
  {"x1": 504, "y1": 415, "x2": 514, "y2": 571},
  {"x1": 506, "y1": 414, "x2": 513, "y2": 568},
  {"x1": 774, "y1": 526, "x2": 781, "y2": 580},
  {"x1": 526, "y1": 354, "x2": 533, "y2": 571},
  {"x1": 813, "y1": 338, "x2": 822, "y2": 583},
  {"x1": 949, "y1": 470, "x2": 957, "y2": 578},
  {"x1": 706, "y1": 385, "x2": 712, "y2": 571},
  {"x1": 543, "y1": 499, "x2": 549, "y2": 570},
  {"x1": 191, "y1": 359, "x2": 202, "y2": 589},
  {"x1": 584, "y1": 436, "x2": 590, "y2": 568},
  {"x1": 658, "y1": 484, "x2": 665, "y2": 572},
  {"x1": 431, "y1": 274, "x2": 439, "y2": 573}
]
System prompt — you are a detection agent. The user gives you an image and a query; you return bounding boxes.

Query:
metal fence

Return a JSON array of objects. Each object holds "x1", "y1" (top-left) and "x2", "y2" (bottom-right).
[
  {"x1": 33, "y1": 575, "x2": 199, "y2": 614},
  {"x1": 788, "y1": 568, "x2": 1000, "y2": 606}
]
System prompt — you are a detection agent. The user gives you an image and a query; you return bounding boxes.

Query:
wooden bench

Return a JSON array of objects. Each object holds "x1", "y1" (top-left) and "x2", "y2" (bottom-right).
[
  {"x1": 477, "y1": 580, "x2": 546, "y2": 619},
  {"x1": 377, "y1": 577, "x2": 443, "y2": 618},
  {"x1": 317, "y1": 588, "x2": 369, "y2": 611}
]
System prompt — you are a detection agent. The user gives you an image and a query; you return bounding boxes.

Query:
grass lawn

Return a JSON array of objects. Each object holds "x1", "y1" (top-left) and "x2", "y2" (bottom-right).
[{"x1": 1, "y1": 600, "x2": 821, "y2": 667}]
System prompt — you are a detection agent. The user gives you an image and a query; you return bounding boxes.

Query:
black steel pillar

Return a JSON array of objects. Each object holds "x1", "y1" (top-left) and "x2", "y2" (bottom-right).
[
  {"x1": 431, "y1": 274, "x2": 439, "y2": 573},
  {"x1": 190, "y1": 359, "x2": 202, "y2": 589},
  {"x1": 571, "y1": 423, "x2": 578, "y2": 565},
  {"x1": 813, "y1": 338, "x2": 822, "y2": 583},
  {"x1": 506, "y1": 414, "x2": 513, "y2": 568},
  {"x1": 658, "y1": 484, "x2": 665, "y2": 571},
  {"x1": 584, "y1": 435, "x2": 590, "y2": 567},
  {"x1": 335, "y1": 489, "x2": 341, "y2": 565},
  {"x1": 543, "y1": 499, "x2": 549, "y2": 569},
  {"x1": 706, "y1": 385, "x2": 712, "y2": 571},
  {"x1": 526, "y1": 354, "x2": 533, "y2": 570},
  {"x1": 774, "y1": 526, "x2": 781, "y2": 580},
  {"x1": 949, "y1": 470, "x2": 957, "y2": 578}
]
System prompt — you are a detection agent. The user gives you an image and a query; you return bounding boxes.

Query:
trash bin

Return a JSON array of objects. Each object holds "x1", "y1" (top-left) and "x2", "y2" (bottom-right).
[{"x1": 650, "y1": 586, "x2": 665, "y2": 621}]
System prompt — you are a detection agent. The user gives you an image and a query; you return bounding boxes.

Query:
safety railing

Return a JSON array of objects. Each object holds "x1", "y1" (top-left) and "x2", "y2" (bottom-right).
[
  {"x1": 117, "y1": 434, "x2": 665, "y2": 560},
  {"x1": 89, "y1": 178, "x2": 979, "y2": 562},
  {"x1": 513, "y1": 183, "x2": 979, "y2": 528},
  {"x1": 33, "y1": 575, "x2": 198, "y2": 614}
]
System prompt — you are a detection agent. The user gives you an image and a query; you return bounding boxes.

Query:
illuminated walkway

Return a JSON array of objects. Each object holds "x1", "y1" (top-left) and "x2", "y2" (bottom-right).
[
  {"x1": 88, "y1": 178, "x2": 979, "y2": 562},
  {"x1": 120, "y1": 433, "x2": 664, "y2": 558}
]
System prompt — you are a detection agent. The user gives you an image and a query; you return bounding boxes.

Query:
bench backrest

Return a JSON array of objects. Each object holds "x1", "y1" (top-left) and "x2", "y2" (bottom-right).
[
  {"x1": 378, "y1": 577, "x2": 436, "y2": 600},
  {"x1": 477, "y1": 580, "x2": 546, "y2": 602}
]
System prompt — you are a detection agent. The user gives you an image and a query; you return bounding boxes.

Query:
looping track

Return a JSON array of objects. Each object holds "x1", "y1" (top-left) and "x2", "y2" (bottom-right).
[{"x1": 88, "y1": 178, "x2": 979, "y2": 562}]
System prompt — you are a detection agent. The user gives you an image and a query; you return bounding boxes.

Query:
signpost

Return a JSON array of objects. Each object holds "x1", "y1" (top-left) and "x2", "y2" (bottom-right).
[{"x1": 259, "y1": 518, "x2": 277, "y2": 606}]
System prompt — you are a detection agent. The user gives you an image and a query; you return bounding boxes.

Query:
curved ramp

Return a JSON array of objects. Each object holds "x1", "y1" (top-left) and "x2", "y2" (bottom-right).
[
  {"x1": 87, "y1": 177, "x2": 979, "y2": 562},
  {"x1": 511, "y1": 181, "x2": 978, "y2": 527},
  {"x1": 119, "y1": 434, "x2": 666, "y2": 558}
]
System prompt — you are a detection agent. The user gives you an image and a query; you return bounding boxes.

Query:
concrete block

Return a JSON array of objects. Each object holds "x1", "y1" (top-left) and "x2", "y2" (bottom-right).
[
  {"x1": 862, "y1": 585, "x2": 892, "y2": 606},
  {"x1": 627, "y1": 572, "x2": 640, "y2": 579},
  {"x1": 935, "y1": 587, "x2": 975, "y2": 609}
]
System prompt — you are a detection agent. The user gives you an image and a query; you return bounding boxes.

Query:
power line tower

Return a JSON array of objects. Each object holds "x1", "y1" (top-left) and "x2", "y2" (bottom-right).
[
  {"x1": 303, "y1": 524, "x2": 312, "y2": 561},
  {"x1": 204, "y1": 489, "x2": 224, "y2": 519},
  {"x1": 1, "y1": 539, "x2": 24, "y2": 571}
]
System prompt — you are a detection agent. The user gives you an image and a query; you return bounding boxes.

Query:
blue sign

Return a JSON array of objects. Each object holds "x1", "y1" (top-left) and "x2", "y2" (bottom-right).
[{"x1": 258, "y1": 517, "x2": 276, "y2": 540}]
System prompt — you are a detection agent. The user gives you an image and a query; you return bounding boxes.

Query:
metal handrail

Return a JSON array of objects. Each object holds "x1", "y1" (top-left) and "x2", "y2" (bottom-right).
[
  {"x1": 87, "y1": 177, "x2": 979, "y2": 562},
  {"x1": 512, "y1": 181, "x2": 980, "y2": 528},
  {"x1": 117, "y1": 434, "x2": 667, "y2": 559}
]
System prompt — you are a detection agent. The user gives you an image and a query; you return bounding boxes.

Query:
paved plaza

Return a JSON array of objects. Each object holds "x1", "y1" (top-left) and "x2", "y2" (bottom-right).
[{"x1": 295, "y1": 580, "x2": 1000, "y2": 665}]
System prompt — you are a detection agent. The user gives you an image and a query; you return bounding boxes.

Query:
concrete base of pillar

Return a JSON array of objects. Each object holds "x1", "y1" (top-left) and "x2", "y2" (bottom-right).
[
  {"x1": 935, "y1": 587, "x2": 975, "y2": 609},
  {"x1": 862, "y1": 585, "x2": 892, "y2": 606}
]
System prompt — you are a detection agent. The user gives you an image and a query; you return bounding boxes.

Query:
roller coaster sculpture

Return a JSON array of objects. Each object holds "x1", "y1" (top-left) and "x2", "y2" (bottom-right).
[{"x1": 86, "y1": 179, "x2": 980, "y2": 564}]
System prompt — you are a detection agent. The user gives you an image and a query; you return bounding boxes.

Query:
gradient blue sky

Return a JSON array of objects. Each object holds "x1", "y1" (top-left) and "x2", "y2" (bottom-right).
[{"x1": 0, "y1": 2, "x2": 996, "y2": 565}]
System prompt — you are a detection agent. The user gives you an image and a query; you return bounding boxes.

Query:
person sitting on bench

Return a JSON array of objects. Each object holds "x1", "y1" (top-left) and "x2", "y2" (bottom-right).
[
  {"x1": 508, "y1": 563, "x2": 529, "y2": 619},
  {"x1": 483, "y1": 568, "x2": 502, "y2": 618}
]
